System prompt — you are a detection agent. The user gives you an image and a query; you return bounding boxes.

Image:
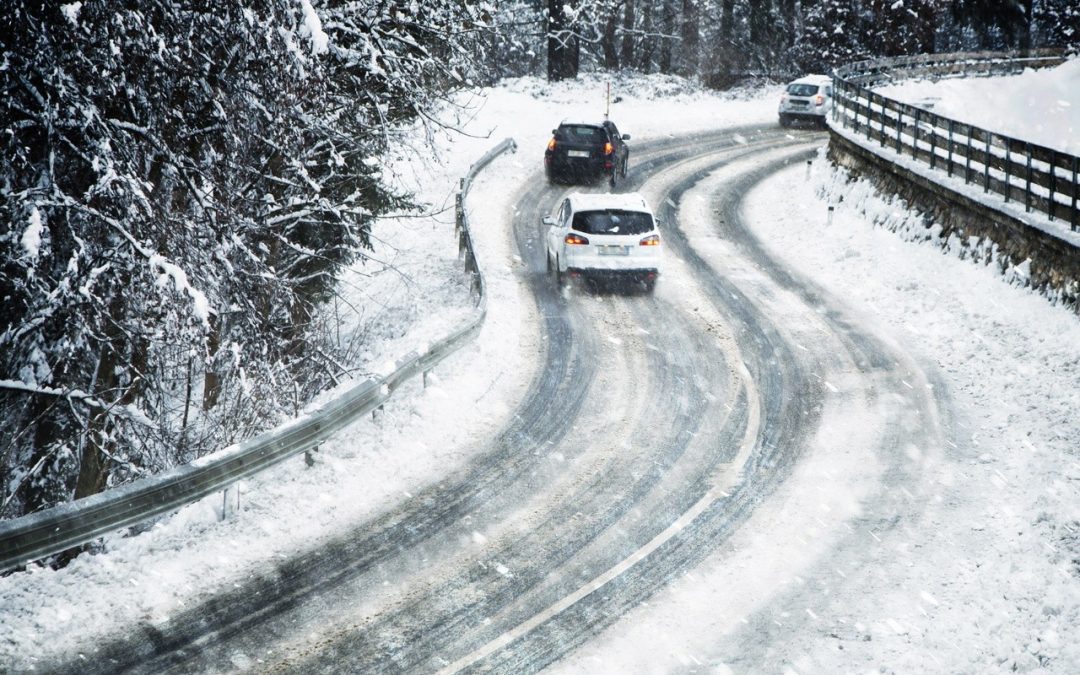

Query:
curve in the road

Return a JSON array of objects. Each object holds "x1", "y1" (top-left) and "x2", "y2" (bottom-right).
[{"x1": 54, "y1": 125, "x2": 950, "y2": 675}]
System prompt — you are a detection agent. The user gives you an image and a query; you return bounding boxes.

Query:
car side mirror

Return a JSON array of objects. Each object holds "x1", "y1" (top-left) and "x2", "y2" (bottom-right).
[
  {"x1": 542, "y1": 216, "x2": 555, "y2": 226},
  {"x1": 622, "y1": 133, "x2": 631, "y2": 140},
  {"x1": 551, "y1": 129, "x2": 557, "y2": 135}
]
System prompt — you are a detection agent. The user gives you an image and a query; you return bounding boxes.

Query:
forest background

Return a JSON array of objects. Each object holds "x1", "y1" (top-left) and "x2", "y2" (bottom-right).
[{"x1": 1, "y1": 0, "x2": 1076, "y2": 533}]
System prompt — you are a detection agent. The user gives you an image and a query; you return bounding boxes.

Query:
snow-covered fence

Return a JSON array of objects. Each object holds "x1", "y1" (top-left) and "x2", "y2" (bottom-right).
[
  {"x1": 832, "y1": 49, "x2": 1079, "y2": 231},
  {"x1": 0, "y1": 138, "x2": 517, "y2": 573}
]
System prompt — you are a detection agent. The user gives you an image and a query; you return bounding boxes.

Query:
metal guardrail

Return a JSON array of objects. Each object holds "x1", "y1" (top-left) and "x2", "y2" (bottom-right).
[
  {"x1": 832, "y1": 50, "x2": 1079, "y2": 231},
  {"x1": 0, "y1": 138, "x2": 517, "y2": 573}
]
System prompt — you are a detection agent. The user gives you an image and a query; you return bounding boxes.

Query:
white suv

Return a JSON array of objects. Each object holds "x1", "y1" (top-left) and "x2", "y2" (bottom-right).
[
  {"x1": 544, "y1": 192, "x2": 662, "y2": 292},
  {"x1": 778, "y1": 74, "x2": 833, "y2": 128}
]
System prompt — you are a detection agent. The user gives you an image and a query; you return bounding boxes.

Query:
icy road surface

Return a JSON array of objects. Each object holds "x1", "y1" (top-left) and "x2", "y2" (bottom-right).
[{"x1": 33, "y1": 123, "x2": 978, "y2": 674}]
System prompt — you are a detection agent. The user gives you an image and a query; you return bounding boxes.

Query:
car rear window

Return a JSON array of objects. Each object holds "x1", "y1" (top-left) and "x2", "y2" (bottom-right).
[
  {"x1": 787, "y1": 83, "x2": 820, "y2": 96},
  {"x1": 558, "y1": 125, "x2": 606, "y2": 142},
  {"x1": 572, "y1": 210, "x2": 654, "y2": 235}
]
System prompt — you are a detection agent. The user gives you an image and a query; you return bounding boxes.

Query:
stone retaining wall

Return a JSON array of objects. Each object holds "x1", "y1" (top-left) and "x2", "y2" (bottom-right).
[{"x1": 827, "y1": 131, "x2": 1080, "y2": 312}]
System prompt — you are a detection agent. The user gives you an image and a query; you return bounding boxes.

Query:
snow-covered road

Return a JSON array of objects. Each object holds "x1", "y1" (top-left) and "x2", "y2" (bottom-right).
[{"x1": 2, "y1": 71, "x2": 1078, "y2": 674}]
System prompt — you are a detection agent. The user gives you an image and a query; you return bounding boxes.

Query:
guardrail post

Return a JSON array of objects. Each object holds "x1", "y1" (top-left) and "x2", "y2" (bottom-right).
[
  {"x1": 1049, "y1": 152, "x2": 1058, "y2": 222},
  {"x1": 879, "y1": 95, "x2": 886, "y2": 148},
  {"x1": 853, "y1": 92, "x2": 860, "y2": 134},
  {"x1": 865, "y1": 94, "x2": 872, "y2": 141},
  {"x1": 984, "y1": 133, "x2": 991, "y2": 193},
  {"x1": 964, "y1": 125, "x2": 972, "y2": 184},
  {"x1": 946, "y1": 119, "x2": 954, "y2": 177},
  {"x1": 1004, "y1": 143, "x2": 1011, "y2": 203},
  {"x1": 455, "y1": 183, "x2": 464, "y2": 236},
  {"x1": 896, "y1": 108, "x2": 902, "y2": 154},
  {"x1": 1025, "y1": 143, "x2": 1033, "y2": 213},
  {"x1": 913, "y1": 108, "x2": 920, "y2": 160},
  {"x1": 929, "y1": 117, "x2": 936, "y2": 169},
  {"x1": 1072, "y1": 155, "x2": 1079, "y2": 231}
]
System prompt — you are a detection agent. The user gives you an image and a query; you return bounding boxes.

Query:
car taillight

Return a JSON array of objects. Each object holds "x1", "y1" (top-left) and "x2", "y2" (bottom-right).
[
  {"x1": 604, "y1": 142, "x2": 613, "y2": 155},
  {"x1": 639, "y1": 234, "x2": 660, "y2": 246},
  {"x1": 814, "y1": 95, "x2": 825, "y2": 106},
  {"x1": 547, "y1": 138, "x2": 556, "y2": 151},
  {"x1": 565, "y1": 233, "x2": 589, "y2": 245}
]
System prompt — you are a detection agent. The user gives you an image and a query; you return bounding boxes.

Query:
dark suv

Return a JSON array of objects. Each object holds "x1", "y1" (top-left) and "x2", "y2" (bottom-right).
[{"x1": 544, "y1": 120, "x2": 630, "y2": 187}]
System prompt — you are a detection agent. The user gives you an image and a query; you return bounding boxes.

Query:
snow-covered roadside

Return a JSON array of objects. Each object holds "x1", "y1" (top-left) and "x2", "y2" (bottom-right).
[
  {"x1": 875, "y1": 57, "x2": 1080, "y2": 155},
  {"x1": 750, "y1": 152, "x2": 1080, "y2": 673},
  {"x1": 4, "y1": 62, "x2": 1075, "y2": 673},
  {"x1": 554, "y1": 149, "x2": 1080, "y2": 673},
  {"x1": 0, "y1": 75, "x2": 780, "y2": 669}
]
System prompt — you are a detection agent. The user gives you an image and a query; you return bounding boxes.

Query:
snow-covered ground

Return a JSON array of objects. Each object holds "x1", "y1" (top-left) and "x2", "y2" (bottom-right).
[
  {"x1": 555, "y1": 142, "x2": 1080, "y2": 674},
  {"x1": 876, "y1": 57, "x2": 1080, "y2": 155},
  {"x1": 1, "y1": 62, "x2": 1078, "y2": 673}
]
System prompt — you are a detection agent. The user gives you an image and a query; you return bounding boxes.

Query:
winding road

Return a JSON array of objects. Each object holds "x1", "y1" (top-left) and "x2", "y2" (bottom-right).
[{"x1": 61, "y1": 124, "x2": 953, "y2": 674}]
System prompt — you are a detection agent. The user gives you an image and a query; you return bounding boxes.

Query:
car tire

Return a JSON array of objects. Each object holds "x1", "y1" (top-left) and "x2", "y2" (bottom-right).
[
  {"x1": 621, "y1": 156, "x2": 628, "y2": 179},
  {"x1": 779, "y1": 113, "x2": 790, "y2": 127}
]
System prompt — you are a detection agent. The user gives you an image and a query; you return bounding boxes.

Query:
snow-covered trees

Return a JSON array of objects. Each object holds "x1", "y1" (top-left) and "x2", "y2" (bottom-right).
[
  {"x1": 1, "y1": 0, "x2": 490, "y2": 522},
  {"x1": 517, "y1": 0, "x2": 1079, "y2": 85}
]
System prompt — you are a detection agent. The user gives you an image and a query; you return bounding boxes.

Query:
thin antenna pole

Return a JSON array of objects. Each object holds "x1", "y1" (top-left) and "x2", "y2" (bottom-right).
[{"x1": 605, "y1": 82, "x2": 610, "y2": 119}]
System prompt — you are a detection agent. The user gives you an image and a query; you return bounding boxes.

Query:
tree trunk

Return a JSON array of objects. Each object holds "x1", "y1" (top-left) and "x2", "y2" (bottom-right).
[
  {"x1": 602, "y1": 12, "x2": 620, "y2": 69},
  {"x1": 749, "y1": 0, "x2": 769, "y2": 45},
  {"x1": 620, "y1": 0, "x2": 636, "y2": 69},
  {"x1": 202, "y1": 313, "x2": 222, "y2": 411},
  {"x1": 658, "y1": 0, "x2": 675, "y2": 73},
  {"x1": 680, "y1": 0, "x2": 700, "y2": 76},
  {"x1": 1020, "y1": 0, "x2": 1033, "y2": 51},
  {"x1": 547, "y1": 0, "x2": 579, "y2": 81},
  {"x1": 721, "y1": 0, "x2": 734, "y2": 40},
  {"x1": 637, "y1": 0, "x2": 655, "y2": 71}
]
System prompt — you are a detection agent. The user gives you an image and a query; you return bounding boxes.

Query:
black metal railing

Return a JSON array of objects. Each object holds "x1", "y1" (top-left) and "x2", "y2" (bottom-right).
[{"x1": 832, "y1": 50, "x2": 1078, "y2": 231}]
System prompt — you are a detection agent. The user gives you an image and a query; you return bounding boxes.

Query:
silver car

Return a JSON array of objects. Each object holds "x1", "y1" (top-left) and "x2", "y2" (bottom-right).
[{"x1": 779, "y1": 75, "x2": 833, "y2": 128}]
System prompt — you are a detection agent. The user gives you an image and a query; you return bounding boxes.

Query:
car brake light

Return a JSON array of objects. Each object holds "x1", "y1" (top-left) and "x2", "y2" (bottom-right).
[
  {"x1": 547, "y1": 137, "x2": 556, "y2": 151},
  {"x1": 814, "y1": 95, "x2": 824, "y2": 105},
  {"x1": 565, "y1": 233, "x2": 589, "y2": 245},
  {"x1": 604, "y1": 142, "x2": 613, "y2": 155},
  {"x1": 639, "y1": 234, "x2": 660, "y2": 246}
]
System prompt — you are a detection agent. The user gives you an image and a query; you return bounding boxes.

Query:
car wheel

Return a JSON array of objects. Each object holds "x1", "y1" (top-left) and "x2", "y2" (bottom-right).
[
  {"x1": 779, "y1": 114, "x2": 790, "y2": 128},
  {"x1": 609, "y1": 168, "x2": 617, "y2": 189},
  {"x1": 621, "y1": 156, "x2": 628, "y2": 179},
  {"x1": 554, "y1": 257, "x2": 565, "y2": 287}
]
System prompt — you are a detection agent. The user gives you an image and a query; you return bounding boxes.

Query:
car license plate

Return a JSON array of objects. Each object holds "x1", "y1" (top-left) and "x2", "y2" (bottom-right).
[
  {"x1": 597, "y1": 245, "x2": 629, "y2": 256},
  {"x1": 567, "y1": 150, "x2": 590, "y2": 158}
]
